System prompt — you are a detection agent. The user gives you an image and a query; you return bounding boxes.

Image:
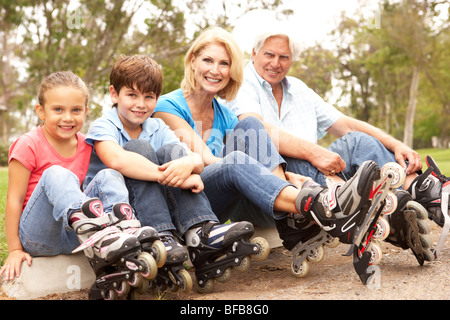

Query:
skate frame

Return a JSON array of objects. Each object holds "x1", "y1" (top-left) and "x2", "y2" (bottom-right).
[{"x1": 344, "y1": 172, "x2": 395, "y2": 285}]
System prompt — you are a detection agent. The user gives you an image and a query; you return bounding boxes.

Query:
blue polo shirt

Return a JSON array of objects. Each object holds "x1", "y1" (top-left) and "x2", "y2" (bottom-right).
[{"x1": 83, "y1": 107, "x2": 183, "y2": 187}]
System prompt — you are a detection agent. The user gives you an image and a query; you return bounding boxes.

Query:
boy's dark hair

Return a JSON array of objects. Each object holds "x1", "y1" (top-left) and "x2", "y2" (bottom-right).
[{"x1": 110, "y1": 55, "x2": 163, "y2": 100}]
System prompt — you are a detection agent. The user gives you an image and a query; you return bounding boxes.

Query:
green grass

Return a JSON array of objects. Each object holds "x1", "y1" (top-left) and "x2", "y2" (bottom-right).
[{"x1": 0, "y1": 148, "x2": 449, "y2": 265}]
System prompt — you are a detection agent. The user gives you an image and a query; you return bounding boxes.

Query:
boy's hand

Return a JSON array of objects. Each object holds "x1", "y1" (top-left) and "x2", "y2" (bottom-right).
[
  {"x1": 179, "y1": 174, "x2": 204, "y2": 193},
  {"x1": 0, "y1": 250, "x2": 32, "y2": 281},
  {"x1": 157, "y1": 157, "x2": 196, "y2": 188}
]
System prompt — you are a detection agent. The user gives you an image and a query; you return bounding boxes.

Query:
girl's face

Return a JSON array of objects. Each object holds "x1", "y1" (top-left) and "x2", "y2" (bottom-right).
[
  {"x1": 191, "y1": 42, "x2": 231, "y2": 96},
  {"x1": 36, "y1": 86, "x2": 88, "y2": 143}
]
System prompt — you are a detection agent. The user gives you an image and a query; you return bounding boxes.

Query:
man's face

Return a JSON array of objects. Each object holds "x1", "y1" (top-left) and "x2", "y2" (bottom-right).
[{"x1": 252, "y1": 35, "x2": 293, "y2": 88}]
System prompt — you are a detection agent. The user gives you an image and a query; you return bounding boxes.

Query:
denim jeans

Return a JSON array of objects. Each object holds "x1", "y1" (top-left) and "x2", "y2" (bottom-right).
[
  {"x1": 19, "y1": 166, "x2": 129, "y2": 257},
  {"x1": 123, "y1": 140, "x2": 218, "y2": 236},
  {"x1": 284, "y1": 131, "x2": 397, "y2": 186},
  {"x1": 202, "y1": 117, "x2": 292, "y2": 227}
]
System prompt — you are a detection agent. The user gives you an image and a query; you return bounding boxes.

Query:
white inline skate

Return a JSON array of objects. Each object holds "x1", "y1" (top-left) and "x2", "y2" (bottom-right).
[{"x1": 71, "y1": 198, "x2": 158, "y2": 300}]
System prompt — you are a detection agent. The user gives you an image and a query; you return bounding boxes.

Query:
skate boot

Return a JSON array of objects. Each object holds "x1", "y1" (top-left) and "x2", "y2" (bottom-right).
[
  {"x1": 275, "y1": 216, "x2": 339, "y2": 279},
  {"x1": 150, "y1": 233, "x2": 193, "y2": 294},
  {"x1": 71, "y1": 198, "x2": 157, "y2": 300},
  {"x1": 295, "y1": 160, "x2": 380, "y2": 245},
  {"x1": 112, "y1": 203, "x2": 167, "y2": 268},
  {"x1": 407, "y1": 155, "x2": 450, "y2": 259},
  {"x1": 384, "y1": 190, "x2": 434, "y2": 265},
  {"x1": 185, "y1": 221, "x2": 270, "y2": 294}
]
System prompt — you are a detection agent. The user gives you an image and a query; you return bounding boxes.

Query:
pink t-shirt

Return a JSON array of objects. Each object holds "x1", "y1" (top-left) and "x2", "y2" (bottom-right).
[{"x1": 9, "y1": 126, "x2": 92, "y2": 210}]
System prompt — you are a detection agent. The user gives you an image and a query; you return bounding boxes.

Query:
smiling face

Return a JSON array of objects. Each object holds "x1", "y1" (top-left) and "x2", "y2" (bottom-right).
[
  {"x1": 109, "y1": 85, "x2": 157, "y2": 132},
  {"x1": 190, "y1": 42, "x2": 231, "y2": 96},
  {"x1": 252, "y1": 35, "x2": 293, "y2": 89},
  {"x1": 36, "y1": 86, "x2": 88, "y2": 143}
]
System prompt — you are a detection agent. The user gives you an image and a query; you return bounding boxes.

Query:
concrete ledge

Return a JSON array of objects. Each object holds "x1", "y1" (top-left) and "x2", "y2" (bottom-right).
[{"x1": 0, "y1": 252, "x2": 95, "y2": 300}]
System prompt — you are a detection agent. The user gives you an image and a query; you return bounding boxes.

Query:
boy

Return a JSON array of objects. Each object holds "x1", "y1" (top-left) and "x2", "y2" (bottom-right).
[{"x1": 83, "y1": 55, "x2": 267, "y2": 293}]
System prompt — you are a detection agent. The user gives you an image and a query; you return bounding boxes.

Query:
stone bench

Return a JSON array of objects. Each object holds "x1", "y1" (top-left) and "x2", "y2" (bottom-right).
[{"x1": 1, "y1": 252, "x2": 95, "y2": 300}]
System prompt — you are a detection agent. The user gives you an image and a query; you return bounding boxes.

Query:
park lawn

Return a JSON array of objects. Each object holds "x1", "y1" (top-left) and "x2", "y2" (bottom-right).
[{"x1": 0, "y1": 149, "x2": 449, "y2": 265}]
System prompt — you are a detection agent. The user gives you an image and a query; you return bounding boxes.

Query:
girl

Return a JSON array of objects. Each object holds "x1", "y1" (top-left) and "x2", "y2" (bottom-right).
[{"x1": 0, "y1": 71, "x2": 154, "y2": 290}]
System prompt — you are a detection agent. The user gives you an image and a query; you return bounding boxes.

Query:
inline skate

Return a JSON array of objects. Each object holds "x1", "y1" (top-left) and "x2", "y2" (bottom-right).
[
  {"x1": 71, "y1": 198, "x2": 157, "y2": 300},
  {"x1": 384, "y1": 190, "x2": 434, "y2": 265},
  {"x1": 150, "y1": 234, "x2": 193, "y2": 294},
  {"x1": 185, "y1": 221, "x2": 270, "y2": 294},
  {"x1": 407, "y1": 155, "x2": 450, "y2": 259},
  {"x1": 344, "y1": 161, "x2": 410, "y2": 284}
]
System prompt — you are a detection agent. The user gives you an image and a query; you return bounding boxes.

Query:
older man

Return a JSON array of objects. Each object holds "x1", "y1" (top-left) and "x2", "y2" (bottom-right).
[
  {"x1": 226, "y1": 32, "x2": 438, "y2": 264},
  {"x1": 227, "y1": 32, "x2": 422, "y2": 188}
]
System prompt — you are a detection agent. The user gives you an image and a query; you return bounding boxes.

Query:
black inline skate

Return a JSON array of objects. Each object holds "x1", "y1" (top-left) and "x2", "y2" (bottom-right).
[
  {"x1": 407, "y1": 155, "x2": 450, "y2": 259},
  {"x1": 185, "y1": 221, "x2": 270, "y2": 294},
  {"x1": 71, "y1": 198, "x2": 157, "y2": 300},
  {"x1": 150, "y1": 233, "x2": 193, "y2": 294},
  {"x1": 384, "y1": 190, "x2": 434, "y2": 265}
]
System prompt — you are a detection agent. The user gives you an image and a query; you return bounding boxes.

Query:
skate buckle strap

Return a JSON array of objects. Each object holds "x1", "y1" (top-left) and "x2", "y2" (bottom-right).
[
  {"x1": 72, "y1": 226, "x2": 121, "y2": 253},
  {"x1": 434, "y1": 184, "x2": 450, "y2": 258},
  {"x1": 328, "y1": 185, "x2": 340, "y2": 211}
]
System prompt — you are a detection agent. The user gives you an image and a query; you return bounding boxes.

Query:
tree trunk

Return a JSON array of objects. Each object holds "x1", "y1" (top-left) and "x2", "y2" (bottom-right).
[{"x1": 403, "y1": 66, "x2": 420, "y2": 148}]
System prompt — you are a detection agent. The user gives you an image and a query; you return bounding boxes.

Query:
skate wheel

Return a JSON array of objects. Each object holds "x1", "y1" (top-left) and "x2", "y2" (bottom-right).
[
  {"x1": 134, "y1": 277, "x2": 149, "y2": 295},
  {"x1": 250, "y1": 237, "x2": 270, "y2": 261},
  {"x1": 307, "y1": 245, "x2": 324, "y2": 264},
  {"x1": 382, "y1": 191, "x2": 397, "y2": 215},
  {"x1": 216, "y1": 268, "x2": 233, "y2": 283},
  {"x1": 104, "y1": 289, "x2": 119, "y2": 300},
  {"x1": 196, "y1": 279, "x2": 215, "y2": 294},
  {"x1": 138, "y1": 251, "x2": 158, "y2": 280},
  {"x1": 291, "y1": 260, "x2": 309, "y2": 278},
  {"x1": 152, "y1": 240, "x2": 167, "y2": 268},
  {"x1": 115, "y1": 281, "x2": 131, "y2": 297},
  {"x1": 381, "y1": 162, "x2": 405, "y2": 189},
  {"x1": 234, "y1": 256, "x2": 251, "y2": 272},
  {"x1": 406, "y1": 201, "x2": 429, "y2": 220},
  {"x1": 373, "y1": 217, "x2": 390, "y2": 241},
  {"x1": 178, "y1": 269, "x2": 193, "y2": 293},
  {"x1": 367, "y1": 242, "x2": 382, "y2": 265},
  {"x1": 419, "y1": 234, "x2": 433, "y2": 250},
  {"x1": 324, "y1": 237, "x2": 340, "y2": 248}
]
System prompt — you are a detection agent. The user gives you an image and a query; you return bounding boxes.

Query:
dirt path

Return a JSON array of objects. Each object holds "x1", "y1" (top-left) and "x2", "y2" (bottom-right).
[{"x1": 29, "y1": 223, "x2": 449, "y2": 301}]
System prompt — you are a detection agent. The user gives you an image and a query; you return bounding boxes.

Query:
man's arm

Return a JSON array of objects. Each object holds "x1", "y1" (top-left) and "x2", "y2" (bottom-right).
[
  {"x1": 328, "y1": 115, "x2": 422, "y2": 174},
  {"x1": 238, "y1": 112, "x2": 346, "y2": 175}
]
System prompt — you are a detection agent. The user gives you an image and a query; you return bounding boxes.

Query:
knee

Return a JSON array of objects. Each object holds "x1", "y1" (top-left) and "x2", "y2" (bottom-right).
[
  {"x1": 156, "y1": 143, "x2": 187, "y2": 162},
  {"x1": 97, "y1": 168, "x2": 125, "y2": 184},
  {"x1": 124, "y1": 140, "x2": 157, "y2": 161},
  {"x1": 42, "y1": 165, "x2": 77, "y2": 183},
  {"x1": 343, "y1": 131, "x2": 377, "y2": 145},
  {"x1": 223, "y1": 151, "x2": 254, "y2": 166},
  {"x1": 235, "y1": 116, "x2": 264, "y2": 131}
]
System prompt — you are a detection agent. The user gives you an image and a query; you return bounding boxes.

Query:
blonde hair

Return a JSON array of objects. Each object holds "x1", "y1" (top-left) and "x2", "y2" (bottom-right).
[
  {"x1": 38, "y1": 71, "x2": 90, "y2": 107},
  {"x1": 181, "y1": 27, "x2": 244, "y2": 102}
]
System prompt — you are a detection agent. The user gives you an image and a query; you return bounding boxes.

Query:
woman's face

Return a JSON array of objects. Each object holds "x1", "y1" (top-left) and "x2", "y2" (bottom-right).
[{"x1": 190, "y1": 42, "x2": 231, "y2": 95}]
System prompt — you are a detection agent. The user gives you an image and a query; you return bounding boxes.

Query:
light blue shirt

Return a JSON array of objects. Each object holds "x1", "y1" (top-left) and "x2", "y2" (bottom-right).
[
  {"x1": 83, "y1": 107, "x2": 183, "y2": 187},
  {"x1": 155, "y1": 89, "x2": 238, "y2": 156},
  {"x1": 226, "y1": 63, "x2": 343, "y2": 143}
]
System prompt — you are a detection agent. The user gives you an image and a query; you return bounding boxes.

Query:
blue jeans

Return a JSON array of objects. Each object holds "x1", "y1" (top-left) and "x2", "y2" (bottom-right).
[
  {"x1": 19, "y1": 166, "x2": 129, "y2": 257},
  {"x1": 202, "y1": 117, "x2": 292, "y2": 227},
  {"x1": 284, "y1": 132, "x2": 397, "y2": 185},
  {"x1": 123, "y1": 140, "x2": 218, "y2": 236}
]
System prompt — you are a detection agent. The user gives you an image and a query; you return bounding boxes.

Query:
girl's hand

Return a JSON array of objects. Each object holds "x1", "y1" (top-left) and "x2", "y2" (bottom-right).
[{"x1": 0, "y1": 250, "x2": 32, "y2": 281}]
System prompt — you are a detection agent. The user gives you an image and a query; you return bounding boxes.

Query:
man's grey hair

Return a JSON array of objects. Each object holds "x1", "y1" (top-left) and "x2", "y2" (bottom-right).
[{"x1": 252, "y1": 32, "x2": 301, "y2": 60}]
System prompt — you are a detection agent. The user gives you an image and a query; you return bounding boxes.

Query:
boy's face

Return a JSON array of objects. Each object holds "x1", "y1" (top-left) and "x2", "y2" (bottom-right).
[{"x1": 109, "y1": 85, "x2": 158, "y2": 130}]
